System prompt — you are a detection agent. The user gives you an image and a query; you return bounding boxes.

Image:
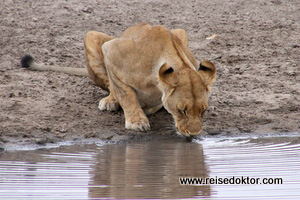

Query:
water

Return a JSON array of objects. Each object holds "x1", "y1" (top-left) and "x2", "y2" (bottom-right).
[{"x1": 0, "y1": 135, "x2": 300, "y2": 199}]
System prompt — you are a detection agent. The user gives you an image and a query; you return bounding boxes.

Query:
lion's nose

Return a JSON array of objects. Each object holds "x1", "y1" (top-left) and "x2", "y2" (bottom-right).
[
  {"x1": 186, "y1": 129, "x2": 201, "y2": 136},
  {"x1": 186, "y1": 120, "x2": 202, "y2": 136},
  {"x1": 177, "y1": 125, "x2": 201, "y2": 137},
  {"x1": 176, "y1": 126, "x2": 190, "y2": 137}
]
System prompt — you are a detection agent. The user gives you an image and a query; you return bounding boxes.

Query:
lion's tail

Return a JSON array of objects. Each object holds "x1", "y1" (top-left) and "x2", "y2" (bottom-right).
[{"x1": 20, "y1": 55, "x2": 89, "y2": 77}]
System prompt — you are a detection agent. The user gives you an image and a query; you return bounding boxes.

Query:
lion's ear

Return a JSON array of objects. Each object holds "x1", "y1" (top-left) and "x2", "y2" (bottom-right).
[
  {"x1": 198, "y1": 60, "x2": 216, "y2": 89},
  {"x1": 159, "y1": 63, "x2": 177, "y2": 87}
]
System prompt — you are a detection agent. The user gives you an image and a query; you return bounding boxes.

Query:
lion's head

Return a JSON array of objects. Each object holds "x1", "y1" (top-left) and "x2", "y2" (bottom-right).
[{"x1": 159, "y1": 60, "x2": 216, "y2": 137}]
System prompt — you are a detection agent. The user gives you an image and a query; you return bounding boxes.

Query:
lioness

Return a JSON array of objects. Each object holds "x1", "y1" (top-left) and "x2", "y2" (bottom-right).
[{"x1": 21, "y1": 23, "x2": 216, "y2": 137}]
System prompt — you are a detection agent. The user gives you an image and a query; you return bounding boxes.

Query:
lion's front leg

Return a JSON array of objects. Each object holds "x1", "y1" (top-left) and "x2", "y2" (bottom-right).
[
  {"x1": 105, "y1": 67, "x2": 150, "y2": 131},
  {"x1": 98, "y1": 92, "x2": 119, "y2": 111},
  {"x1": 117, "y1": 86, "x2": 150, "y2": 131},
  {"x1": 124, "y1": 107, "x2": 150, "y2": 131}
]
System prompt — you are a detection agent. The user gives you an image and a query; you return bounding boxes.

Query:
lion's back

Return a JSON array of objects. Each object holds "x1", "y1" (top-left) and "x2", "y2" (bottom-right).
[{"x1": 120, "y1": 23, "x2": 172, "y2": 44}]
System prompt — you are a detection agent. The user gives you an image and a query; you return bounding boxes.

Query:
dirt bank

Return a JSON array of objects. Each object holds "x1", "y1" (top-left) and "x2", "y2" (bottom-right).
[{"x1": 1, "y1": 0, "x2": 299, "y2": 148}]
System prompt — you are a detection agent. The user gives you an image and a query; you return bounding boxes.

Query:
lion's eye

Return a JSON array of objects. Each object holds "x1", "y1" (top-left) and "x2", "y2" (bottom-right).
[{"x1": 178, "y1": 107, "x2": 187, "y2": 115}]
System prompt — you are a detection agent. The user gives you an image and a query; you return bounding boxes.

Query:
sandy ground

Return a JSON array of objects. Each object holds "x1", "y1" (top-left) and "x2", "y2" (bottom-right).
[{"x1": 1, "y1": 0, "x2": 299, "y2": 148}]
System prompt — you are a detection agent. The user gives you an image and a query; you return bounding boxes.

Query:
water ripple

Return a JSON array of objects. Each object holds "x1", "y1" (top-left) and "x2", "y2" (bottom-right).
[{"x1": 0, "y1": 136, "x2": 299, "y2": 199}]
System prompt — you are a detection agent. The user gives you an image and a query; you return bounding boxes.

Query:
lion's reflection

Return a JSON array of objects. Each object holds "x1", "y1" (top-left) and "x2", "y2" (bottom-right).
[{"x1": 89, "y1": 140, "x2": 210, "y2": 199}]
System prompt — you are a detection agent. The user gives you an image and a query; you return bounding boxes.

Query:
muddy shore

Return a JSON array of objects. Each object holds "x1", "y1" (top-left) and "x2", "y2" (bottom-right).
[{"x1": 1, "y1": 0, "x2": 299, "y2": 148}]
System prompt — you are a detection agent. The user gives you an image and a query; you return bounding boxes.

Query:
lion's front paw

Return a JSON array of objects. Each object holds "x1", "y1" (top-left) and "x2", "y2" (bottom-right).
[
  {"x1": 98, "y1": 96, "x2": 119, "y2": 111},
  {"x1": 125, "y1": 116, "x2": 150, "y2": 131}
]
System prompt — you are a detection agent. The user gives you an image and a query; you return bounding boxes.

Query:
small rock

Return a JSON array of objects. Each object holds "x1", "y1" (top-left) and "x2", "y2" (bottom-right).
[
  {"x1": 284, "y1": 71, "x2": 296, "y2": 76},
  {"x1": 206, "y1": 34, "x2": 220, "y2": 40},
  {"x1": 59, "y1": 129, "x2": 67, "y2": 133},
  {"x1": 255, "y1": 118, "x2": 272, "y2": 124},
  {"x1": 211, "y1": 112, "x2": 218, "y2": 116},
  {"x1": 254, "y1": 100, "x2": 263, "y2": 104},
  {"x1": 9, "y1": 93, "x2": 15, "y2": 98},
  {"x1": 82, "y1": 7, "x2": 93, "y2": 13}
]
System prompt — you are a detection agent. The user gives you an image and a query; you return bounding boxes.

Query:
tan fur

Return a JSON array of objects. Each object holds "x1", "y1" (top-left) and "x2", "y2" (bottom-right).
[
  {"x1": 24, "y1": 23, "x2": 216, "y2": 137},
  {"x1": 85, "y1": 23, "x2": 216, "y2": 136},
  {"x1": 25, "y1": 61, "x2": 90, "y2": 77}
]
